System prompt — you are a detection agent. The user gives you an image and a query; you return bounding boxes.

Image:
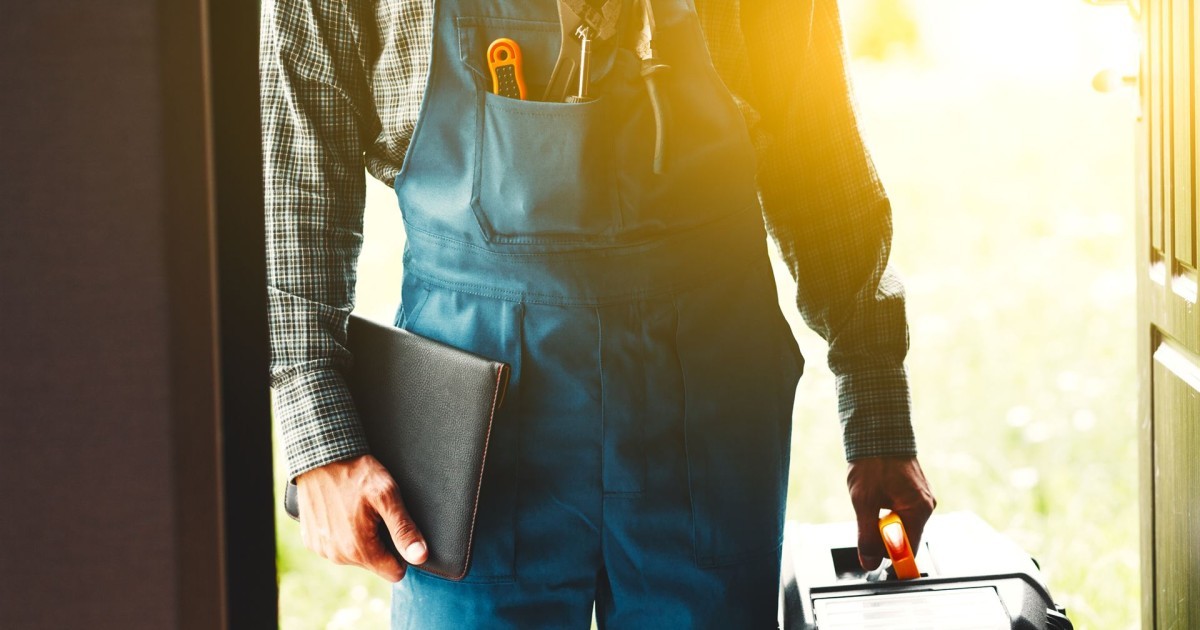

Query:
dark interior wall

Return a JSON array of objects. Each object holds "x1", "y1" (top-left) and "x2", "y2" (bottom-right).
[
  {"x1": 0, "y1": 0, "x2": 274, "y2": 624},
  {"x1": 0, "y1": 1, "x2": 211, "y2": 628}
]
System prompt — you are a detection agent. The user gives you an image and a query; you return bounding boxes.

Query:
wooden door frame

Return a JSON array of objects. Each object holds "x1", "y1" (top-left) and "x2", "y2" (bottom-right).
[
  {"x1": 207, "y1": 0, "x2": 279, "y2": 625},
  {"x1": 161, "y1": 0, "x2": 279, "y2": 626},
  {"x1": 1137, "y1": 0, "x2": 1200, "y2": 627}
]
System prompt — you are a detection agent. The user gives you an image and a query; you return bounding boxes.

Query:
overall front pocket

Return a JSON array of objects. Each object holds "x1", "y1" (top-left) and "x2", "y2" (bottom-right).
[
  {"x1": 673, "y1": 257, "x2": 801, "y2": 568},
  {"x1": 472, "y1": 92, "x2": 622, "y2": 244}
]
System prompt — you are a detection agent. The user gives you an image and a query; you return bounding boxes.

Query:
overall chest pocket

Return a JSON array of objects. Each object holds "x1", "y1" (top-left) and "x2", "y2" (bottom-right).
[{"x1": 456, "y1": 17, "x2": 624, "y2": 244}]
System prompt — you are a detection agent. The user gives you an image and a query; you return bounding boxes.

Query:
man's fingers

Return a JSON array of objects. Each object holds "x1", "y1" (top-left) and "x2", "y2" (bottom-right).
[
  {"x1": 847, "y1": 459, "x2": 884, "y2": 570},
  {"x1": 847, "y1": 457, "x2": 939, "y2": 571},
  {"x1": 892, "y1": 469, "x2": 936, "y2": 553},
  {"x1": 898, "y1": 515, "x2": 925, "y2": 556},
  {"x1": 369, "y1": 484, "x2": 429, "y2": 566},
  {"x1": 296, "y1": 456, "x2": 429, "y2": 583},
  {"x1": 356, "y1": 534, "x2": 408, "y2": 583},
  {"x1": 895, "y1": 496, "x2": 935, "y2": 553},
  {"x1": 854, "y1": 507, "x2": 885, "y2": 570}
]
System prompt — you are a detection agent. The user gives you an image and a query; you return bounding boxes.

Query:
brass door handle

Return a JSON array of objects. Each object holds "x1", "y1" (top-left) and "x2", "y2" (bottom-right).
[{"x1": 1083, "y1": 0, "x2": 1141, "y2": 95}]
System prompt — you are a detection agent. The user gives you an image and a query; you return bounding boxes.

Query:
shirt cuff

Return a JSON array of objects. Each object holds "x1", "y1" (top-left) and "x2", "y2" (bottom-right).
[
  {"x1": 272, "y1": 367, "x2": 371, "y2": 481},
  {"x1": 836, "y1": 366, "x2": 917, "y2": 461}
]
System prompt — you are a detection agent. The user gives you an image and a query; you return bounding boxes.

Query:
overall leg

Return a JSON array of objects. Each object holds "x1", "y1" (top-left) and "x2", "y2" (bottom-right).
[
  {"x1": 595, "y1": 260, "x2": 800, "y2": 629},
  {"x1": 391, "y1": 284, "x2": 607, "y2": 629}
]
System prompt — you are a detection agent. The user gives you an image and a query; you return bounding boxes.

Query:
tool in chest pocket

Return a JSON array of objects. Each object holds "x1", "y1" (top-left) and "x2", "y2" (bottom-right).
[
  {"x1": 632, "y1": 0, "x2": 670, "y2": 173},
  {"x1": 544, "y1": 0, "x2": 623, "y2": 102},
  {"x1": 486, "y1": 0, "x2": 672, "y2": 174},
  {"x1": 487, "y1": 38, "x2": 528, "y2": 100}
]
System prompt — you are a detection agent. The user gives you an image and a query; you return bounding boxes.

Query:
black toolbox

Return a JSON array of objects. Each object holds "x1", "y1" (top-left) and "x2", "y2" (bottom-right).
[{"x1": 779, "y1": 511, "x2": 1074, "y2": 629}]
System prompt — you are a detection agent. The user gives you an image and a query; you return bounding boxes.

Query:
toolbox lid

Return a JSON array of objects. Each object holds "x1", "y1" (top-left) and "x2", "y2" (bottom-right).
[
  {"x1": 813, "y1": 587, "x2": 1010, "y2": 630},
  {"x1": 780, "y1": 512, "x2": 1072, "y2": 630}
]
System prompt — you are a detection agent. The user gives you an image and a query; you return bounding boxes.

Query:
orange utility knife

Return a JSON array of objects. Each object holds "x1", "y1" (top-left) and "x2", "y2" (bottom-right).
[
  {"x1": 487, "y1": 38, "x2": 528, "y2": 100},
  {"x1": 878, "y1": 512, "x2": 921, "y2": 580}
]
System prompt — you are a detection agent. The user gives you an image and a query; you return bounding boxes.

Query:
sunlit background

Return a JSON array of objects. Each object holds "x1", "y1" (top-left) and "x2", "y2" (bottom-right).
[{"x1": 274, "y1": 1, "x2": 1143, "y2": 627}]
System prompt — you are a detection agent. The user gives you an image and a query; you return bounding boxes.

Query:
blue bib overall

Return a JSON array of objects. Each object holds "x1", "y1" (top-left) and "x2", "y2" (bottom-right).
[{"x1": 390, "y1": 0, "x2": 803, "y2": 626}]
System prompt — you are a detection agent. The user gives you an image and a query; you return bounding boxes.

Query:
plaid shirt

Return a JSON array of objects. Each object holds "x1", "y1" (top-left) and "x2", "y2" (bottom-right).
[{"x1": 261, "y1": 0, "x2": 916, "y2": 481}]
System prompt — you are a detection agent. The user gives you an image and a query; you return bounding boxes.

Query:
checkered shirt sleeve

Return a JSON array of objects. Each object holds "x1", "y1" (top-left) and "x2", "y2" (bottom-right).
[
  {"x1": 718, "y1": 0, "x2": 916, "y2": 460},
  {"x1": 261, "y1": 0, "x2": 916, "y2": 481}
]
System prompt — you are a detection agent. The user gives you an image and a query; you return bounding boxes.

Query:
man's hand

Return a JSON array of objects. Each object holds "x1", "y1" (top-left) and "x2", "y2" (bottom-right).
[
  {"x1": 296, "y1": 454, "x2": 429, "y2": 582},
  {"x1": 846, "y1": 456, "x2": 937, "y2": 571}
]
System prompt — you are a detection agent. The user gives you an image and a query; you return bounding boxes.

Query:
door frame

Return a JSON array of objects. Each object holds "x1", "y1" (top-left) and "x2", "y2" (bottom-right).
[{"x1": 161, "y1": 0, "x2": 279, "y2": 626}]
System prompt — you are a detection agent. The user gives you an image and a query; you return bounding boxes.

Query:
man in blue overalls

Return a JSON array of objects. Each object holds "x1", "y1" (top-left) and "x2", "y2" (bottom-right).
[{"x1": 263, "y1": 0, "x2": 937, "y2": 627}]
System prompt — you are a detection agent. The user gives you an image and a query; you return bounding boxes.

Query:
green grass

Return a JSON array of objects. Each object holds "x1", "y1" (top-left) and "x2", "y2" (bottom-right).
[{"x1": 276, "y1": 2, "x2": 1141, "y2": 627}]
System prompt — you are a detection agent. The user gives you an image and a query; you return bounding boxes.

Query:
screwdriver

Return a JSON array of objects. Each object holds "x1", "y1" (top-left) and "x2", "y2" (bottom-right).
[
  {"x1": 567, "y1": 25, "x2": 594, "y2": 103},
  {"x1": 487, "y1": 38, "x2": 528, "y2": 100}
]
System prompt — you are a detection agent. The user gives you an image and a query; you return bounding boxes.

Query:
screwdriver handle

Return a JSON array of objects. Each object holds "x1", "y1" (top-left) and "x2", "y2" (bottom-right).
[{"x1": 487, "y1": 38, "x2": 527, "y2": 100}]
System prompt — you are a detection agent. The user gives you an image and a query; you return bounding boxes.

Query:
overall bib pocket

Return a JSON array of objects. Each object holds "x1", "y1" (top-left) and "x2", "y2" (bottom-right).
[
  {"x1": 456, "y1": 17, "x2": 623, "y2": 244},
  {"x1": 473, "y1": 93, "x2": 620, "y2": 243}
]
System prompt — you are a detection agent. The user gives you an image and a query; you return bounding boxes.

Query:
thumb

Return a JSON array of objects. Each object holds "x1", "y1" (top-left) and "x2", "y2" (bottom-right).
[
  {"x1": 855, "y1": 507, "x2": 885, "y2": 571},
  {"x1": 369, "y1": 487, "x2": 429, "y2": 566}
]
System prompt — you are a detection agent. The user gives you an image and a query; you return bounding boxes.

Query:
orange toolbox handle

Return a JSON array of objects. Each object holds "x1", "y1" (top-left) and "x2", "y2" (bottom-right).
[{"x1": 879, "y1": 512, "x2": 921, "y2": 580}]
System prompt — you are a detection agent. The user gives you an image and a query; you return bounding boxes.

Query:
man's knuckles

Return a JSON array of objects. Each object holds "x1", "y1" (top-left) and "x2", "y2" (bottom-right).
[
  {"x1": 330, "y1": 538, "x2": 376, "y2": 565},
  {"x1": 899, "y1": 493, "x2": 936, "y2": 520},
  {"x1": 366, "y1": 477, "x2": 400, "y2": 503},
  {"x1": 388, "y1": 517, "x2": 421, "y2": 543}
]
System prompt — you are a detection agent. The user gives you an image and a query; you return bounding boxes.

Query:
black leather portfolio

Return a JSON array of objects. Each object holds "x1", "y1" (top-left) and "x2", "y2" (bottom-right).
[{"x1": 284, "y1": 314, "x2": 511, "y2": 580}]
